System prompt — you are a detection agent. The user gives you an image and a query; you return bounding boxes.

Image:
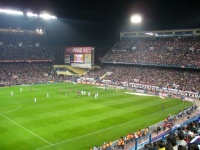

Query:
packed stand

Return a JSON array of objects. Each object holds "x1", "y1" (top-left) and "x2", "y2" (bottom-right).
[
  {"x1": 0, "y1": 29, "x2": 51, "y2": 60},
  {"x1": 102, "y1": 37, "x2": 200, "y2": 68},
  {"x1": 143, "y1": 118, "x2": 200, "y2": 150},
  {"x1": 86, "y1": 65, "x2": 200, "y2": 92},
  {"x1": 85, "y1": 68, "x2": 108, "y2": 80},
  {"x1": 0, "y1": 63, "x2": 57, "y2": 85}
]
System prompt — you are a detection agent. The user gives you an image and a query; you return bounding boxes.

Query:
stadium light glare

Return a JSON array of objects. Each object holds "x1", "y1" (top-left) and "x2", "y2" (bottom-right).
[
  {"x1": 0, "y1": 8, "x2": 23, "y2": 16},
  {"x1": 39, "y1": 13, "x2": 57, "y2": 19},
  {"x1": 26, "y1": 12, "x2": 38, "y2": 17},
  {"x1": 145, "y1": 32, "x2": 154, "y2": 35},
  {"x1": 35, "y1": 28, "x2": 43, "y2": 34},
  {"x1": 130, "y1": 15, "x2": 142, "y2": 24}
]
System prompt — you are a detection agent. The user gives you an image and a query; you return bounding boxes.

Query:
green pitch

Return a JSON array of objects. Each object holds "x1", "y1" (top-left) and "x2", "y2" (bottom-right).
[{"x1": 0, "y1": 82, "x2": 192, "y2": 150}]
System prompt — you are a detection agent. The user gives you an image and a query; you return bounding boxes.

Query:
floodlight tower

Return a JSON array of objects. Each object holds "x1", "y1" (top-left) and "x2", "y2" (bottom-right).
[{"x1": 130, "y1": 14, "x2": 142, "y2": 31}]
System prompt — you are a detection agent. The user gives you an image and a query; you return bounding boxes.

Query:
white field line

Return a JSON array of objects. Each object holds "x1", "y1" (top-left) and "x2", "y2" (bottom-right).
[
  {"x1": 1, "y1": 102, "x2": 21, "y2": 115},
  {"x1": 125, "y1": 92, "x2": 154, "y2": 96},
  {"x1": 0, "y1": 112, "x2": 52, "y2": 145},
  {"x1": 36, "y1": 104, "x2": 182, "y2": 150}
]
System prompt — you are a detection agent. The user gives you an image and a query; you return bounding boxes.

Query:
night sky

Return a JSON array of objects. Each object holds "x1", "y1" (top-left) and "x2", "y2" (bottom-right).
[{"x1": 0, "y1": 0, "x2": 199, "y2": 48}]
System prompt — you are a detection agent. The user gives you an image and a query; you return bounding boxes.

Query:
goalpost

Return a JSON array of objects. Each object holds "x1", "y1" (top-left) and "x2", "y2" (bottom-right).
[
  {"x1": 115, "y1": 86, "x2": 124, "y2": 92},
  {"x1": 103, "y1": 84, "x2": 125, "y2": 92}
]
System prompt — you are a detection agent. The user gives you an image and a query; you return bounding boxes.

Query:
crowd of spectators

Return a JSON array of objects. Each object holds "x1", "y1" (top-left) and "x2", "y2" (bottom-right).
[
  {"x1": 0, "y1": 29, "x2": 51, "y2": 60},
  {"x1": 86, "y1": 65, "x2": 200, "y2": 92},
  {"x1": 0, "y1": 29, "x2": 199, "y2": 150},
  {"x1": 86, "y1": 68, "x2": 107, "y2": 80},
  {"x1": 0, "y1": 63, "x2": 57, "y2": 85},
  {"x1": 102, "y1": 36, "x2": 200, "y2": 68},
  {"x1": 144, "y1": 118, "x2": 200, "y2": 150}
]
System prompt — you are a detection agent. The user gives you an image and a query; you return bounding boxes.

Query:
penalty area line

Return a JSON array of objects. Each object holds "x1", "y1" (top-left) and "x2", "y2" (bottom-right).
[
  {"x1": 0, "y1": 113, "x2": 52, "y2": 145},
  {"x1": 1, "y1": 102, "x2": 22, "y2": 115}
]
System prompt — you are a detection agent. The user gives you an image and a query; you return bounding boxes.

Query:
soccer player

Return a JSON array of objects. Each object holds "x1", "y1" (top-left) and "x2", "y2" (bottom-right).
[
  {"x1": 162, "y1": 105, "x2": 164, "y2": 111},
  {"x1": 95, "y1": 93, "x2": 97, "y2": 99},
  {"x1": 11, "y1": 91, "x2": 14, "y2": 96},
  {"x1": 20, "y1": 87, "x2": 22, "y2": 92},
  {"x1": 34, "y1": 98, "x2": 37, "y2": 103}
]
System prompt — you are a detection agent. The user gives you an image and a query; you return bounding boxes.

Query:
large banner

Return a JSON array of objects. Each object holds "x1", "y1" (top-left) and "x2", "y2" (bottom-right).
[
  {"x1": 120, "y1": 82, "x2": 200, "y2": 99},
  {"x1": 65, "y1": 47, "x2": 92, "y2": 54},
  {"x1": 71, "y1": 63, "x2": 91, "y2": 68},
  {"x1": 0, "y1": 60, "x2": 53, "y2": 62}
]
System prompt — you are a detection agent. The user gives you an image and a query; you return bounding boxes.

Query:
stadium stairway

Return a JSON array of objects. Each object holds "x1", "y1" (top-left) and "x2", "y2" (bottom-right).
[
  {"x1": 53, "y1": 65, "x2": 87, "y2": 76},
  {"x1": 91, "y1": 65, "x2": 101, "y2": 70},
  {"x1": 66, "y1": 68, "x2": 77, "y2": 75},
  {"x1": 56, "y1": 70, "x2": 76, "y2": 76},
  {"x1": 65, "y1": 65, "x2": 87, "y2": 75}
]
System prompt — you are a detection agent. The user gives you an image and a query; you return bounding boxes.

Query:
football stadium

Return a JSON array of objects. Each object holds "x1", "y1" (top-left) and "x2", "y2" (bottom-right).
[{"x1": 0, "y1": 2, "x2": 200, "y2": 150}]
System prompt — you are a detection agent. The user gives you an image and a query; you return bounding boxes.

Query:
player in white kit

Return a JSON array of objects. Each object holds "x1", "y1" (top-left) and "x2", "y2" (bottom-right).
[{"x1": 34, "y1": 98, "x2": 37, "y2": 103}]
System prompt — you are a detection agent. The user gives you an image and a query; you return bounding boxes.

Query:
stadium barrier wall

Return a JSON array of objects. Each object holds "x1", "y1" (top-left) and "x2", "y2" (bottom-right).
[{"x1": 129, "y1": 112, "x2": 200, "y2": 150}]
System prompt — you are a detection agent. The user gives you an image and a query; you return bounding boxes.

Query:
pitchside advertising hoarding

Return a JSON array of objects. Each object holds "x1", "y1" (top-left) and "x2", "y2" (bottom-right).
[{"x1": 64, "y1": 47, "x2": 94, "y2": 68}]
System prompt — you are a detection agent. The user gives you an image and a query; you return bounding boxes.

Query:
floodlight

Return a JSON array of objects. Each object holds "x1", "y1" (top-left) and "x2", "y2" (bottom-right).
[
  {"x1": 130, "y1": 15, "x2": 142, "y2": 24},
  {"x1": 18, "y1": 42, "x2": 23, "y2": 47},
  {"x1": 145, "y1": 32, "x2": 154, "y2": 35},
  {"x1": 39, "y1": 13, "x2": 57, "y2": 19},
  {"x1": 0, "y1": 8, "x2": 23, "y2": 16},
  {"x1": 27, "y1": 12, "x2": 38, "y2": 17},
  {"x1": 35, "y1": 28, "x2": 43, "y2": 34},
  {"x1": 35, "y1": 43, "x2": 39, "y2": 47}
]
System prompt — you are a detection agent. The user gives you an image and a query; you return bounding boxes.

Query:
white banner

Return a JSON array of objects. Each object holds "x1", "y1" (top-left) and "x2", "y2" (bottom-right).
[
  {"x1": 71, "y1": 63, "x2": 91, "y2": 68},
  {"x1": 120, "y1": 82, "x2": 200, "y2": 98}
]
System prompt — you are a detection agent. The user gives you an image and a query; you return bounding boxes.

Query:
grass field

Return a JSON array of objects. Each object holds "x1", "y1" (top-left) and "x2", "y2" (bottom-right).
[{"x1": 0, "y1": 82, "x2": 192, "y2": 150}]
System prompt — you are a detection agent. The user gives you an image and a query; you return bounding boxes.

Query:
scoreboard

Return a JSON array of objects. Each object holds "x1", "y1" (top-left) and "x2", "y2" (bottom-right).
[{"x1": 64, "y1": 47, "x2": 94, "y2": 68}]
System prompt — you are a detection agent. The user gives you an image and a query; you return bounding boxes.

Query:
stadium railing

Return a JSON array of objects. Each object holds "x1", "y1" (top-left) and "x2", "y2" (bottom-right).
[
  {"x1": 101, "y1": 105, "x2": 198, "y2": 150},
  {"x1": 128, "y1": 111, "x2": 200, "y2": 150}
]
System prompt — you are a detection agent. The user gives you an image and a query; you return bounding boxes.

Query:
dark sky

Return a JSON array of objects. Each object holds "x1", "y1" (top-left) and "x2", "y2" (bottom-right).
[{"x1": 0, "y1": 0, "x2": 199, "y2": 47}]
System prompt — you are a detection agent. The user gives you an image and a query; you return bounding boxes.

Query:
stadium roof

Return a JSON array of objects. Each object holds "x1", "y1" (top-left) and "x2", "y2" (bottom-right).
[
  {"x1": 0, "y1": 0, "x2": 199, "y2": 47},
  {"x1": 0, "y1": 0, "x2": 199, "y2": 28}
]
